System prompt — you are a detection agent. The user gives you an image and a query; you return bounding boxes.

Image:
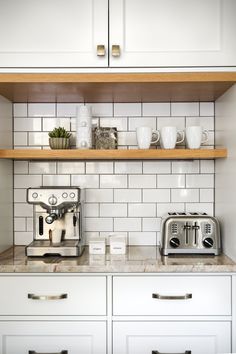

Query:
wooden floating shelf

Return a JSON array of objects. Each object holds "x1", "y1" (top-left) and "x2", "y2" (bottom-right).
[
  {"x1": 0, "y1": 148, "x2": 227, "y2": 160},
  {"x1": 0, "y1": 72, "x2": 235, "y2": 102}
]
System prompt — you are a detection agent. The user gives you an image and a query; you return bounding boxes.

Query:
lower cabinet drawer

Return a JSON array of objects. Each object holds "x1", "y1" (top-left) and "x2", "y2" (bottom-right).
[
  {"x1": 113, "y1": 321, "x2": 231, "y2": 354},
  {"x1": 113, "y1": 275, "x2": 231, "y2": 316},
  {"x1": 0, "y1": 321, "x2": 106, "y2": 354},
  {"x1": 0, "y1": 276, "x2": 106, "y2": 316}
]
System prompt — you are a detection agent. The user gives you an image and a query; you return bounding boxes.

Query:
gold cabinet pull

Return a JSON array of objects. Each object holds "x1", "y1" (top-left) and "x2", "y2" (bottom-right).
[
  {"x1": 29, "y1": 351, "x2": 68, "y2": 354},
  {"x1": 152, "y1": 293, "x2": 192, "y2": 300},
  {"x1": 28, "y1": 293, "x2": 68, "y2": 300},
  {"x1": 152, "y1": 351, "x2": 191, "y2": 354},
  {"x1": 97, "y1": 44, "x2": 106, "y2": 56},
  {"x1": 112, "y1": 45, "x2": 121, "y2": 57}
]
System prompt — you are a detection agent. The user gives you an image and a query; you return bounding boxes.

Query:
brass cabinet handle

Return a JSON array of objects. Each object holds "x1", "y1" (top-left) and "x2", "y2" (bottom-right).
[
  {"x1": 152, "y1": 293, "x2": 192, "y2": 300},
  {"x1": 97, "y1": 44, "x2": 106, "y2": 56},
  {"x1": 112, "y1": 44, "x2": 121, "y2": 57},
  {"x1": 29, "y1": 351, "x2": 68, "y2": 354},
  {"x1": 152, "y1": 351, "x2": 191, "y2": 354},
  {"x1": 28, "y1": 293, "x2": 68, "y2": 300}
]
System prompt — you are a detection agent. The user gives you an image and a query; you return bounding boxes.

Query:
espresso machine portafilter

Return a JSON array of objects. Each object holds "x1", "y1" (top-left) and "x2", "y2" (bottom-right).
[{"x1": 26, "y1": 187, "x2": 85, "y2": 257}]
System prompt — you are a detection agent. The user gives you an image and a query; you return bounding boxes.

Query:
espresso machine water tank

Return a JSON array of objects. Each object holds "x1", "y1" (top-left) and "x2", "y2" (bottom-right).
[{"x1": 26, "y1": 187, "x2": 85, "y2": 257}]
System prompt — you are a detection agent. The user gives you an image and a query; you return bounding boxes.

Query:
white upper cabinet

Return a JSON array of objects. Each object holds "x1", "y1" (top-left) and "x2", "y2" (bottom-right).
[
  {"x1": 0, "y1": 0, "x2": 235, "y2": 68},
  {"x1": 109, "y1": 0, "x2": 236, "y2": 67},
  {"x1": 0, "y1": 0, "x2": 108, "y2": 67}
]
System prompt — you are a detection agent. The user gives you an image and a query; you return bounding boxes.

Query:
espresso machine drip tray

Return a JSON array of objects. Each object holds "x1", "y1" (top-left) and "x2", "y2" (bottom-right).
[{"x1": 26, "y1": 240, "x2": 82, "y2": 257}]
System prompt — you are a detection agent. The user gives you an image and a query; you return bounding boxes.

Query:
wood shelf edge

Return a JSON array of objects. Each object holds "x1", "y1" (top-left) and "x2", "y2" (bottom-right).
[{"x1": 0, "y1": 148, "x2": 227, "y2": 160}]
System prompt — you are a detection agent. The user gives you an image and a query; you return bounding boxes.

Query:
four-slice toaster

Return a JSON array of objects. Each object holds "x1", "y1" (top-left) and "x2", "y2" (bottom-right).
[{"x1": 161, "y1": 212, "x2": 221, "y2": 256}]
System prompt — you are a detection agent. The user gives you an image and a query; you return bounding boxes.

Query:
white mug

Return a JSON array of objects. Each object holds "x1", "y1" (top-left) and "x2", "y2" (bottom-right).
[
  {"x1": 136, "y1": 126, "x2": 160, "y2": 149},
  {"x1": 186, "y1": 126, "x2": 209, "y2": 149},
  {"x1": 160, "y1": 126, "x2": 185, "y2": 149},
  {"x1": 51, "y1": 229, "x2": 62, "y2": 244}
]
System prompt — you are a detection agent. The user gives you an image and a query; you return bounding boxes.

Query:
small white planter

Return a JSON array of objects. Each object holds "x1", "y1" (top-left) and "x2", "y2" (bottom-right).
[{"x1": 49, "y1": 137, "x2": 70, "y2": 149}]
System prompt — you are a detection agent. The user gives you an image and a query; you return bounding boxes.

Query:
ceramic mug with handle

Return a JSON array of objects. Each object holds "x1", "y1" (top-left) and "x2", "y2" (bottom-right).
[
  {"x1": 186, "y1": 126, "x2": 209, "y2": 149},
  {"x1": 136, "y1": 126, "x2": 160, "y2": 149},
  {"x1": 160, "y1": 126, "x2": 185, "y2": 149}
]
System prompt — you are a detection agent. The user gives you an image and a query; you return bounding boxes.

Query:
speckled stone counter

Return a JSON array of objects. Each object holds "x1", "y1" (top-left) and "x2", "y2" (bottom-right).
[{"x1": 0, "y1": 246, "x2": 235, "y2": 273}]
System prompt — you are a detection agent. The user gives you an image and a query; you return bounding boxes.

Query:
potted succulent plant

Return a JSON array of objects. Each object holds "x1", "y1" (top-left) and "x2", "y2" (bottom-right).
[{"x1": 48, "y1": 127, "x2": 71, "y2": 149}]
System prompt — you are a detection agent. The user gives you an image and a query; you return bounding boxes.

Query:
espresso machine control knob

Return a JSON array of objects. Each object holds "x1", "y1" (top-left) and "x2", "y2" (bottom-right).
[
  {"x1": 48, "y1": 195, "x2": 57, "y2": 205},
  {"x1": 203, "y1": 237, "x2": 214, "y2": 248},
  {"x1": 169, "y1": 237, "x2": 180, "y2": 248},
  {"x1": 45, "y1": 213, "x2": 58, "y2": 224}
]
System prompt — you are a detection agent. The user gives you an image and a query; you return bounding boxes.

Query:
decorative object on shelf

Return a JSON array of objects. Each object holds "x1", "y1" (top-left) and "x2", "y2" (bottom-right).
[
  {"x1": 186, "y1": 126, "x2": 209, "y2": 149},
  {"x1": 48, "y1": 127, "x2": 71, "y2": 149},
  {"x1": 94, "y1": 127, "x2": 118, "y2": 149},
  {"x1": 76, "y1": 105, "x2": 92, "y2": 149},
  {"x1": 136, "y1": 126, "x2": 160, "y2": 149},
  {"x1": 160, "y1": 126, "x2": 185, "y2": 149}
]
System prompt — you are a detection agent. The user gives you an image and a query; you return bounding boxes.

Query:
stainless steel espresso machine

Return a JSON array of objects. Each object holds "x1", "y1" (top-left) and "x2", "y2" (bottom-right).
[{"x1": 26, "y1": 187, "x2": 85, "y2": 257}]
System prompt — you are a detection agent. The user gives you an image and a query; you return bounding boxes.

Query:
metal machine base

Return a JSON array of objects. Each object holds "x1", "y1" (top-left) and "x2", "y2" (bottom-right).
[{"x1": 26, "y1": 240, "x2": 84, "y2": 257}]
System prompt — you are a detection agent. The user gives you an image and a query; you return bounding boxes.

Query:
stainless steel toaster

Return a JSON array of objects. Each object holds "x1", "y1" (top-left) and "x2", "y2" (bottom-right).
[{"x1": 161, "y1": 212, "x2": 221, "y2": 256}]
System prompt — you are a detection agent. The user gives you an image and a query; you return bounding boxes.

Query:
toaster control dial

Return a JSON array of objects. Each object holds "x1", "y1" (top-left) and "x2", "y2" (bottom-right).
[
  {"x1": 203, "y1": 237, "x2": 214, "y2": 248},
  {"x1": 169, "y1": 237, "x2": 180, "y2": 248}
]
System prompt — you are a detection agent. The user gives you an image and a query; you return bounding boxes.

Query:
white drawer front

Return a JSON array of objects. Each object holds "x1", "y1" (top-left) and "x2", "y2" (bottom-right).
[
  {"x1": 0, "y1": 276, "x2": 106, "y2": 316},
  {"x1": 0, "y1": 321, "x2": 106, "y2": 354},
  {"x1": 113, "y1": 321, "x2": 231, "y2": 354},
  {"x1": 113, "y1": 276, "x2": 231, "y2": 316}
]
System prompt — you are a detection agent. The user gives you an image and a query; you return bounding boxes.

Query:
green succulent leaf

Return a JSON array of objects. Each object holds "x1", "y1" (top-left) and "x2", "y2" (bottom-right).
[{"x1": 48, "y1": 127, "x2": 71, "y2": 138}]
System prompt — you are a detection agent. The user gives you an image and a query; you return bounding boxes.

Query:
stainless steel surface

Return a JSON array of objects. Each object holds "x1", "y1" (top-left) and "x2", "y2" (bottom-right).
[
  {"x1": 29, "y1": 351, "x2": 68, "y2": 354},
  {"x1": 152, "y1": 351, "x2": 191, "y2": 354},
  {"x1": 26, "y1": 187, "x2": 85, "y2": 257},
  {"x1": 161, "y1": 212, "x2": 221, "y2": 256},
  {"x1": 152, "y1": 293, "x2": 192, "y2": 300},
  {"x1": 28, "y1": 293, "x2": 68, "y2": 300}
]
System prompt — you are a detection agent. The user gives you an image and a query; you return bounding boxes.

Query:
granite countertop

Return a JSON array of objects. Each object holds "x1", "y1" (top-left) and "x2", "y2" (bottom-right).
[{"x1": 0, "y1": 246, "x2": 235, "y2": 273}]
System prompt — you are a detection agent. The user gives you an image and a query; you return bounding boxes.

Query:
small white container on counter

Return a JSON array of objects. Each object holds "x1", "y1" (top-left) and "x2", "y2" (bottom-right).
[
  {"x1": 89, "y1": 238, "x2": 106, "y2": 255},
  {"x1": 109, "y1": 235, "x2": 127, "y2": 255}
]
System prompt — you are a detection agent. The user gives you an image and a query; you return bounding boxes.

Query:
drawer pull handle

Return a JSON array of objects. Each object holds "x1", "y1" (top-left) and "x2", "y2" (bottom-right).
[
  {"x1": 152, "y1": 351, "x2": 191, "y2": 354},
  {"x1": 97, "y1": 44, "x2": 106, "y2": 56},
  {"x1": 28, "y1": 293, "x2": 68, "y2": 300},
  {"x1": 112, "y1": 44, "x2": 121, "y2": 57},
  {"x1": 152, "y1": 293, "x2": 192, "y2": 300},
  {"x1": 29, "y1": 351, "x2": 68, "y2": 354}
]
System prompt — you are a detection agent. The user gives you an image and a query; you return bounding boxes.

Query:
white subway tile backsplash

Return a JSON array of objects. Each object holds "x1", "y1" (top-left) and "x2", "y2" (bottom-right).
[
  {"x1": 85, "y1": 218, "x2": 113, "y2": 232},
  {"x1": 71, "y1": 175, "x2": 99, "y2": 188},
  {"x1": 129, "y1": 175, "x2": 156, "y2": 188},
  {"x1": 13, "y1": 101, "x2": 216, "y2": 246},
  {"x1": 14, "y1": 118, "x2": 41, "y2": 132},
  {"x1": 114, "y1": 189, "x2": 142, "y2": 203},
  {"x1": 86, "y1": 162, "x2": 113, "y2": 174},
  {"x1": 171, "y1": 189, "x2": 199, "y2": 203},
  {"x1": 14, "y1": 232, "x2": 33, "y2": 245},
  {"x1": 143, "y1": 103, "x2": 170, "y2": 116},
  {"x1": 28, "y1": 103, "x2": 55, "y2": 117},
  {"x1": 142, "y1": 218, "x2": 161, "y2": 231},
  {"x1": 115, "y1": 162, "x2": 142, "y2": 174},
  {"x1": 85, "y1": 189, "x2": 113, "y2": 203},
  {"x1": 58, "y1": 162, "x2": 85, "y2": 174},
  {"x1": 186, "y1": 174, "x2": 214, "y2": 188},
  {"x1": 171, "y1": 103, "x2": 199, "y2": 116},
  {"x1": 128, "y1": 203, "x2": 156, "y2": 217},
  {"x1": 129, "y1": 232, "x2": 156, "y2": 245},
  {"x1": 43, "y1": 117, "x2": 70, "y2": 131},
  {"x1": 14, "y1": 103, "x2": 27, "y2": 117},
  {"x1": 143, "y1": 189, "x2": 170, "y2": 203},
  {"x1": 114, "y1": 103, "x2": 141, "y2": 117},
  {"x1": 100, "y1": 175, "x2": 127, "y2": 188},
  {"x1": 172, "y1": 160, "x2": 199, "y2": 174},
  {"x1": 200, "y1": 102, "x2": 214, "y2": 116},
  {"x1": 143, "y1": 161, "x2": 171, "y2": 174},
  {"x1": 29, "y1": 162, "x2": 57, "y2": 174},
  {"x1": 157, "y1": 175, "x2": 185, "y2": 188},
  {"x1": 129, "y1": 117, "x2": 157, "y2": 131},
  {"x1": 100, "y1": 203, "x2": 127, "y2": 217},
  {"x1": 43, "y1": 175, "x2": 70, "y2": 187},
  {"x1": 114, "y1": 218, "x2": 142, "y2": 232}
]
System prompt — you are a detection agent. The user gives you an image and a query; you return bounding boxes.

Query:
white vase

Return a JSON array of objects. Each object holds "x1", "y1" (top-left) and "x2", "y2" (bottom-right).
[{"x1": 76, "y1": 105, "x2": 92, "y2": 149}]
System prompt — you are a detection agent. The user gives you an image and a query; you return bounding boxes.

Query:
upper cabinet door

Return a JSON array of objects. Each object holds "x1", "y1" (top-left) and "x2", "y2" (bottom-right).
[
  {"x1": 109, "y1": 0, "x2": 236, "y2": 67},
  {"x1": 0, "y1": 0, "x2": 108, "y2": 67}
]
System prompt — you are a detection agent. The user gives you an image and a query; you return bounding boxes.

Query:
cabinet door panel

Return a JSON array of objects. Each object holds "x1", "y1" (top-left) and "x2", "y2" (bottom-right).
[
  {"x1": 0, "y1": 0, "x2": 108, "y2": 67},
  {"x1": 113, "y1": 321, "x2": 231, "y2": 354},
  {"x1": 0, "y1": 321, "x2": 106, "y2": 354},
  {"x1": 110, "y1": 0, "x2": 236, "y2": 67}
]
